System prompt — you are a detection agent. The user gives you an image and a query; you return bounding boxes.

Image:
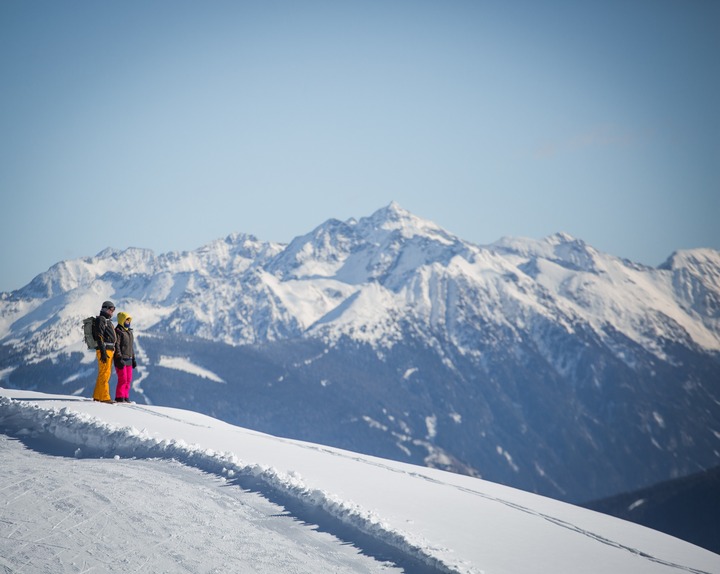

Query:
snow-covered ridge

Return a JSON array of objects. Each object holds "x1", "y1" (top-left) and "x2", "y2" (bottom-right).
[
  {"x1": 2, "y1": 389, "x2": 717, "y2": 574},
  {"x1": 3, "y1": 202, "x2": 718, "y2": 360}
]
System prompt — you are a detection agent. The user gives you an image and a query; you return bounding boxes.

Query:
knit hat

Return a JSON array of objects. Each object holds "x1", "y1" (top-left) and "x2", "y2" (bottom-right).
[
  {"x1": 117, "y1": 312, "x2": 132, "y2": 327},
  {"x1": 101, "y1": 300, "x2": 115, "y2": 309}
]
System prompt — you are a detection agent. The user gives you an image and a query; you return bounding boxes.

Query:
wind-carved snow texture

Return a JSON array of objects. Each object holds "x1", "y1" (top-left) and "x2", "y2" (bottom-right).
[
  {"x1": 1, "y1": 439, "x2": 408, "y2": 574},
  {"x1": 1, "y1": 392, "x2": 717, "y2": 574},
  {"x1": 1, "y1": 202, "x2": 720, "y2": 504}
]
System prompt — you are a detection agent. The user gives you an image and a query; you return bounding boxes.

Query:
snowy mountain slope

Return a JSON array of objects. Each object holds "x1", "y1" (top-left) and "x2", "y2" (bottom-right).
[
  {"x1": 1, "y1": 388, "x2": 717, "y2": 574},
  {"x1": 1, "y1": 203, "x2": 719, "y2": 504}
]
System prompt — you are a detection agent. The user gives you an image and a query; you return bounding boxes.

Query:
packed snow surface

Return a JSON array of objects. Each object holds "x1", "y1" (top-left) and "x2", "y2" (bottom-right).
[{"x1": 1, "y1": 389, "x2": 717, "y2": 574}]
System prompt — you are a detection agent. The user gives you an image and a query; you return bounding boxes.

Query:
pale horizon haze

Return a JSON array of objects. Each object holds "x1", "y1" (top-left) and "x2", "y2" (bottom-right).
[{"x1": 1, "y1": 0, "x2": 718, "y2": 293}]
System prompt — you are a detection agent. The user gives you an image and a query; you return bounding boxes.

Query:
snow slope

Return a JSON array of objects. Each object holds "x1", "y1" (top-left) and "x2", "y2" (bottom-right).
[{"x1": 1, "y1": 388, "x2": 717, "y2": 574}]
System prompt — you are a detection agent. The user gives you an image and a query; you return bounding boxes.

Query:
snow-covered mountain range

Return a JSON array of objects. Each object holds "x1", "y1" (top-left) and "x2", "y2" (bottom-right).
[{"x1": 1, "y1": 202, "x2": 719, "y2": 503}]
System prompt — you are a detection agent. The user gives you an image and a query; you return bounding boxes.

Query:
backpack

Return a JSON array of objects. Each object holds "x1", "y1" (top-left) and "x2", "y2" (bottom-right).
[{"x1": 82, "y1": 316, "x2": 98, "y2": 350}]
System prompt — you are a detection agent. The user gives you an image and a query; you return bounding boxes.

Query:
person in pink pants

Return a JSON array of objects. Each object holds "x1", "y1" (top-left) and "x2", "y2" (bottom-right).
[{"x1": 113, "y1": 311, "x2": 137, "y2": 403}]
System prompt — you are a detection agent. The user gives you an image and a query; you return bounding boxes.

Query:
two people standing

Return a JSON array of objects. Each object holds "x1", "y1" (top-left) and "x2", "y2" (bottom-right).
[{"x1": 92, "y1": 300, "x2": 137, "y2": 403}]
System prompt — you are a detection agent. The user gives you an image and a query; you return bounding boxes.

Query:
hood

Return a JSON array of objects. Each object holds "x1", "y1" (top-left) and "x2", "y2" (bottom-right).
[{"x1": 116, "y1": 312, "x2": 132, "y2": 327}]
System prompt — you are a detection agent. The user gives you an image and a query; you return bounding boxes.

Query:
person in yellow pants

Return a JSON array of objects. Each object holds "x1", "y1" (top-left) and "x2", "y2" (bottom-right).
[
  {"x1": 93, "y1": 348, "x2": 115, "y2": 402},
  {"x1": 92, "y1": 301, "x2": 117, "y2": 403}
]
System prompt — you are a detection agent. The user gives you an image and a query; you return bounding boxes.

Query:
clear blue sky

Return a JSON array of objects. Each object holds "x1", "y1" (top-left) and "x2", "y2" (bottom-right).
[{"x1": 1, "y1": 0, "x2": 718, "y2": 292}]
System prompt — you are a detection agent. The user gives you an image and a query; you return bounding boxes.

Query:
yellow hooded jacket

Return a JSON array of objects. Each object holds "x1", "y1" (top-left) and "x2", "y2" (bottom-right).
[{"x1": 114, "y1": 312, "x2": 135, "y2": 365}]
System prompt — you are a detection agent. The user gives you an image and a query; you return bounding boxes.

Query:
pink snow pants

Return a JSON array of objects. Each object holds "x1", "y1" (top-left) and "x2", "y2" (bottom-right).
[{"x1": 115, "y1": 365, "x2": 133, "y2": 400}]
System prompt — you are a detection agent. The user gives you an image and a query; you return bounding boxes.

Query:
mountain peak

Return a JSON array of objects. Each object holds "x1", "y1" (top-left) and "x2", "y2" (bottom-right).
[
  {"x1": 547, "y1": 231, "x2": 579, "y2": 245},
  {"x1": 365, "y1": 201, "x2": 413, "y2": 227},
  {"x1": 659, "y1": 248, "x2": 720, "y2": 273},
  {"x1": 361, "y1": 202, "x2": 457, "y2": 245},
  {"x1": 378, "y1": 200, "x2": 409, "y2": 217}
]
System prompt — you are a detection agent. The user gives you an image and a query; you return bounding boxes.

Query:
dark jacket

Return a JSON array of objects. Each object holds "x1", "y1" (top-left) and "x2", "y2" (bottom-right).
[
  {"x1": 93, "y1": 311, "x2": 116, "y2": 350},
  {"x1": 114, "y1": 324, "x2": 135, "y2": 367}
]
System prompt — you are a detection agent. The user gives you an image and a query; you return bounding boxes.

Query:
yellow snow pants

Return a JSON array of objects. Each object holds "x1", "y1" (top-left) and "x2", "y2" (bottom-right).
[{"x1": 93, "y1": 350, "x2": 115, "y2": 401}]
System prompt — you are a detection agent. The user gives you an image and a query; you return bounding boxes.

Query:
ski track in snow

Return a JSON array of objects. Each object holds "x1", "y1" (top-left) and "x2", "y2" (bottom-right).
[
  {"x1": 276, "y1": 438, "x2": 713, "y2": 574},
  {"x1": 119, "y1": 402, "x2": 212, "y2": 428},
  {"x1": 0, "y1": 395, "x2": 715, "y2": 574}
]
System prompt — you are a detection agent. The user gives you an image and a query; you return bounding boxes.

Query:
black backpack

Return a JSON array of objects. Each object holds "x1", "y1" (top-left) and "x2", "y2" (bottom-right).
[{"x1": 82, "y1": 316, "x2": 98, "y2": 350}]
